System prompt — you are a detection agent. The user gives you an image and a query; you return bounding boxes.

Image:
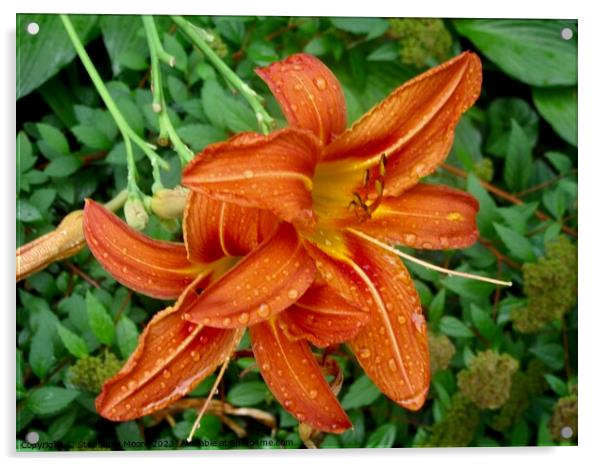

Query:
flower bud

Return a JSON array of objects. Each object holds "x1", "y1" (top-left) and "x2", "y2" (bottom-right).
[
  {"x1": 124, "y1": 197, "x2": 149, "y2": 231},
  {"x1": 150, "y1": 187, "x2": 188, "y2": 220}
]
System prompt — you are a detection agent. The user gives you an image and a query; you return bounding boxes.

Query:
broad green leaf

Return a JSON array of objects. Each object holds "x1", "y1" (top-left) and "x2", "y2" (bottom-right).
[
  {"x1": 71, "y1": 125, "x2": 112, "y2": 150},
  {"x1": 17, "y1": 132, "x2": 36, "y2": 174},
  {"x1": 545, "y1": 151, "x2": 573, "y2": 175},
  {"x1": 542, "y1": 187, "x2": 567, "y2": 220},
  {"x1": 163, "y1": 33, "x2": 188, "y2": 72},
  {"x1": 27, "y1": 387, "x2": 80, "y2": 415},
  {"x1": 470, "y1": 304, "x2": 498, "y2": 341},
  {"x1": 115, "y1": 421, "x2": 146, "y2": 450},
  {"x1": 177, "y1": 124, "x2": 228, "y2": 152},
  {"x1": 48, "y1": 408, "x2": 77, "y2": 441},
  {"x1": 44, "y1": 156, "x2": 82, "y2": 177},
  {"x1": 367, "y1": 42, "x2": 398, "y2": 61},
  {"x1": 504, "y1": 120, "x2": 533, "y2": 192},
  {"x1": 365, "y1": 423, "x2": 396, "y2": 448},
  {"x1": 485, "y1": 98, "x2": 539, "y2": 157},
  {"x1": 428, "y1": 289, "x2": 446, "y2": 325},
  {"x1": 17, "y1": 14, "x2": 98, "y2": 98},
  {"x1": 442, "y1": 275, "x2": 495, "y2": 301},
  {"x1": 466, "y1": 173, "x2": 497, "y2": 238},
  {"x1": 510, "y1": 418, "x2": 530, "y2": 446},
  {"x1": 530, "y1": 342, "x2": 564, "y2": 371},
  {"x1": 247, "y1": 41, "x2": 279, "y2": 66},
  {"x1": 56, "y1": 323, "x2": 89, "y2": 358},
  {"x1": 227, "y1": 381, "x2": 269, "y2": 406},
  {"x1": 330, "y1": 18, "x2": 389, "y2": 40},
  {"x1": 340, "y1": 411, "x2": 365, "y2": 447},
  {"x1": 439, "y1": 316, "x2": 475, "y2": 338},
  {"x1": 17, "y1": 200, "x2": 43, "y2": 223},
  {"x1": 29, "y1": 327, "x2": 57, "y2": 379},
  {"x1": 101, "y1": 16, "x2": 147, "y2": 73},
  {"x1": 544, "y1": 374, "x2": 568, "y2": 396},
  {"x1": 85, "y1": 291, "x2": 115, "y2": 345},
  {"x1": 341, "y1": 375, "x2": 381, "y2": 409},
  {"x1": 494, "y1": 223, "x2": 536, "y2": 262},
  {"x1": 29, "y1": 188, "x2": 57, "y2": 213},
  {"x1": 115, "y1": 316, "x2": 139, "y2": 359},
  {"x1": 167, "y1": 75, "x2": 189, "y2": 103},
  {"x1": 532, "y1": 86, "x2": 577, "y2": 146},
  {"x1": 37, "y1": 123, "x2": 70, "y2": 157},
  {"x1": 454, "y1": 19, "x2": 577, "y2": 86},
  {"x1": 201, "y1": 80, "x2": 227, "y2": 129}
]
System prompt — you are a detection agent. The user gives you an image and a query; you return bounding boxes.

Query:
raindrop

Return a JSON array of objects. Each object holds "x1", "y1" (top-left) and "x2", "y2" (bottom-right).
[
  {"x1": 244, "y1": 169, "x2": 254, "y2": 179},
  {"x1": 257, "y1": 303, "x2": 270, "y2": 318},
  {"x1": 388, "y1": 358, "x2": 398, "y2": 371},
  {"x1": 191, "y1": 351, "x2": 200, "y2": 362},
  {"x1": 287, "y1": 289, "x2": 299, "y2": 300},
  {"x1": 238, "y1": 312, "x2": 250, "y2": 324},
  {"x1": 309, "y1": 389, "x2": 318, "y2": 399},
  {"x1": 223, "y1": 317, "x2": 232, "y2": 326},
  {"x1": 314, "y1": 77, "x2": 327, "y2": 90},
  {"x1": 397, "y1": 315, "x2": 407, "y2": 325},
  {"x1": 359, "y1": 348, "x2": 371, "y2": 359}
]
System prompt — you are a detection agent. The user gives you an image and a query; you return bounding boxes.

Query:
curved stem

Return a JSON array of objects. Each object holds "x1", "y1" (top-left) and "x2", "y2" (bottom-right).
[
  {"x1": 142, "y1": 16, "x2": 194, "y2": 166},
  {"x1": 171, "y1": 15, "x2": 275, "y2": 135},
  {"x1": 60, "y1": 14, "x2": 169, "y2": 194}
]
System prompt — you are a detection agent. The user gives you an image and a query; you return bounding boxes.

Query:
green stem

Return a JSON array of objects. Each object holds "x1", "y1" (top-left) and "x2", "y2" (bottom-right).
[
  {"x1": 104, "y1": 189, "x2": 129, "y2": 212},
  {"x1": 142, "y1": 16, "x2": 194, "y2": 166},
  {"x1": 60, "y1": 14, "x2": 169, "y2": 194},
  {"x1": 171, "y1": 15, "x2": 275, "y2": 135}
]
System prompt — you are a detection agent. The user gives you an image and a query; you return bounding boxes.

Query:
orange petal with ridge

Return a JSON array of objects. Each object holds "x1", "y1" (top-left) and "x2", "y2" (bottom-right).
[
  {"x1": 184, "y1": 222, "x2": 316, "y2": 328},
  {"x1": 278, "y1": 282, "x2": 369, "y2": 348},
  {"x1": 182, "y1": 129, "x2": 319, "y2": 230},
  {"x1": 183, "y1": 191, "x2": 278, "y2": 263},
  {"x1": 256, "y1": 53, "x2": 347, "y2": 145},
  {"x1": 348, "y1": 183, "x2": 479, "y2": 250},
  {"x1": 250, "y1": 318, "x2": 351, "y2": 433},
  {"x1": 83, "y1": 199, "x2": 205, "y2": 300},
  {"x1": 96, "y1": 276, "x2": 243, "y2": 421},
  {"x1": 320, "y1": 52, "x2": 482, "y2": 197},
  {"x1": 344, "y1": 233, "x2": 430, "y2": 411}
]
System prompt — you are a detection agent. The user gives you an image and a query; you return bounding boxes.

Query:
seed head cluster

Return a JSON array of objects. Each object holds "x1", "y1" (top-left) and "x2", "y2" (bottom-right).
[
  {"x1": 428, "y1": 332, "x2": 456, "y2": 374},
  {"x1": 388, "y1": 19, "x2": 452, "y2": 68},
  {"x1": 69, "y1": 352, "x2": 121, "y2": 393}
]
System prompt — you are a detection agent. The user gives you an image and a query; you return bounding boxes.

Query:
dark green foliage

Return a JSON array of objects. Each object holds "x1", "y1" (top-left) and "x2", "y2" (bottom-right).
[{"x1": 16, "y1": 15, "x2": 577, "y2": 450}]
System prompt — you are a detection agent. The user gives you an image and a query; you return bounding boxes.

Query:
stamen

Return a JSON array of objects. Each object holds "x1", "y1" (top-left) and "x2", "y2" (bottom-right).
[
  {"x1": 347, "y1": 228, "x2": 512, "y2": 287},
  {"x1": 187, "y1": 356, "x2": 230, "y2": 442}
]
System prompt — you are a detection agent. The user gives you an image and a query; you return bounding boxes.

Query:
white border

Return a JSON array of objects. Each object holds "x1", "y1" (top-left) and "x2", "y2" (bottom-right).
[{"x1": 3, "y1": 1, "x2": 600, "y2": 465}]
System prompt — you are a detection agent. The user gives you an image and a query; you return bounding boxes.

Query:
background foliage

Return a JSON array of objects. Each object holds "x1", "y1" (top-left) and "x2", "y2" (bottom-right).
[{"x1": 16, "y1": 15, "x2": 577, "y2": 450}]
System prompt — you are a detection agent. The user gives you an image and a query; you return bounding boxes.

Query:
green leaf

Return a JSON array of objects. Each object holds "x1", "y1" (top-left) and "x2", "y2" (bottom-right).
[
  {"x1": 494, "y1": 223, "x2": 536, "y2": 262},
  {"x1": 532, "y1": 86, "x2": 577, "y2": 146},
  {"x1": 470, "y1": 304, "x2": 498, "y2": 341},
  {"x1": 163, "y1": 33, "x2": 188, "y2": 72},
  {"x1": 486, "y1": 98, "x2": 539, "y2": 157},
  {"x1": 530, "y1": 342, "x2": 564, "y2": 371},
  {"x1": 340, "y1": 411, "x2": 365, "y2": 447},
  {"x1": 454, "y1": 19, "x2": 577, "y2": 86},
  {"x1": 467, "y1": 173, "x2": 497, "y2": 237},
  {"x1": 27, "y1": 387, "x2": 80, "y2": 415},
  {"x1": 167, "y1": 76, "x2": 189, "y2": 103},
  {"x1": 504, "y1": 120, "x2": 533, "y2": 192},
  {"x1": 115, "y1": 421, "x2": 146, "y2": 450},
  {"x1": 367, "y1": 42, "x2": 398, "y2": 61},
  {"x1": 439, "y1": 316, "x2": 475, "y2": 338},
  {"x1": 544, "y1": 374, "x2": 569, "y2": 396},
  {"x1": 17, "y1": 131, "x2": 36, "y2": 174},
  {"x1": 116, "y1": 316, "x2": 139, "y2": 359},
  {"x1": 85, "y1": 291, "x2": 115, "y2": 345},
  {"x1": 56, "y1": 323, "x2": 89, "y2": 358},
  {"x1": 545, "y1": 151, "x2": 573, "y2": 175},
  {"x1": 227, "y1": 381, "x2": 269, "y2": 406},
  {"x1": 428, "y1": 289, "x2": 446, "y2": 325},
  {"x1": 29, "y1": 327, "x2": 56, "y2": 379},
  {"x1": 247, "y1": 41, "x2": 279, "y2": 66},
  {"x1": 37, "y1": 123, "x2": 69, "y2": 156},
  {"x1": 330, "y1": 18, "x2": 389, "y2": 39},
  {"x1": 201, "y1": 80, "x2": 227, "y2": 129},
  {"x1": 29, "y1": 188, "x2": 57, "y2": 213},
  {"x1": 17, "y1": 14, "x2": 98, "y2": 98},
  {"x1": 44, "y1": 156, "x2": 82, "y2": 177},
  {"x1": 365, "y1": 423, "x2": 396, "y2": 448},
  {"x1": 341, "y1": 375, "x2": 381, "y2": 409},
  {"x1": 71, "y1": 125, "x2": 112, "y2": 150},
  {"x1": 442, "y1": 275, "x2": 495, "y2": 301},
  {"x1": 17, "y1": 200, "x2": 43, "y2": 223},
  {"x1": 101, "y1": 15, "x2": 147, "y2": 74},
  {"x1": 177, "y1": 124, "x2": 227, "y2": 152},
  {"x1": 48, "y1": 408, "x2": 77, "y2": 441}
]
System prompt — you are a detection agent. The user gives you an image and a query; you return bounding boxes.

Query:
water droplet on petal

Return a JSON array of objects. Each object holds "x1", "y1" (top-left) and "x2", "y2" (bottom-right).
[
  {"x1": 287, "y1": 289, "x2": 299, "y2": 300},
  {"x1": 314, "y1": 77, "x2": 327, "y2": 90},
  {"x1": 244, "y1": 170, "x2": 254, "y2": 179},
  {"x1": 359, "y1": 348, "x2": 371, "y2": 359},
  {"x1": 397, "y1": 315, "x2": 407, "y2": 325},
  {"x1": 238, "y1": 312, "x2": 250, "y2": 324},
  {"x1": 222, "y1": 317, "x2": 232, "y2": 326},
  {"x1": 388, "y1": 358, "x2": 398, "y2": 371},
  {"x1": 257, "y1": 303, "x2": 270, "y2": 318},
  {"x1": 191, "y1": 351, "x2": 200, "y2": 362},
  {"x1": 309, "y1": 389, "x2": 318, "y2": 399}
]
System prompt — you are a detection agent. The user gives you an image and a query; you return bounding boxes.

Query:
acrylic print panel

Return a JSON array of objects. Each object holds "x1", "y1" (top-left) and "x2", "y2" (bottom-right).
[{"x1": 16, "y1": 14, "x2": 577, "y2": 451}]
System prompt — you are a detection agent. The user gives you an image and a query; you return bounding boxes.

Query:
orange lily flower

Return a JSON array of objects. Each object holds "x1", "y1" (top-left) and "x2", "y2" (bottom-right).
[
  {"x1": 181, "y1": 51, "x2": 483, "y2": 413},
  {"x1": 85, "y1": 196, "x2": 368, "y2": 432}
]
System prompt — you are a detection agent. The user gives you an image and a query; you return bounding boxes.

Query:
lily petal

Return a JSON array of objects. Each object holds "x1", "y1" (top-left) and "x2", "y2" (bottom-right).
[
  {"x1": 182, "y1": 129, "x2": 320, "y2": 230},
  {"x1": 278, "y1": 282, "x2": 369, "y2": 348},
  {"x1": 96, "y1": 277, "x2": 243, "y2": 421},
  {"x1": 250, "y1": 319, "x2": 351, "y2": 433},
  {"x1": 320, "y1": 52, "x2": 482, "y2": 197},
  {"x1": 349, "y1": 183, "x2": 479, "y2": 250},
  {"x1": 183, "y1": 192, "x2": 278, "y2": 263},
  {"x1": 256, "y1": 53, "x2": 347, "y2": 145},
  {"x1": 83, "y1": 199, "x2": 204, "y2": 299},
  {"x1": 345, "y1": 233, "x2": 430, "y2": 410},
  {"x1": 184, "y1": 222, "x2": 316, "y2": 328}
]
